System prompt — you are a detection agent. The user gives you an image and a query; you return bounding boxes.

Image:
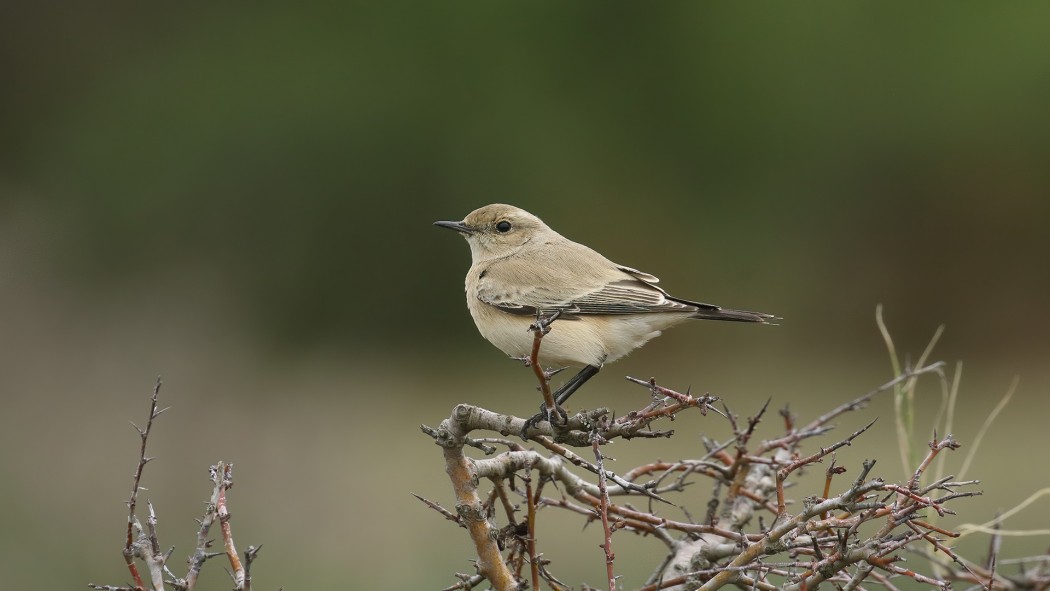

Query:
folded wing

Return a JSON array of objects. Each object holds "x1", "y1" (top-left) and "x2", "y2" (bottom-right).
[{"x1": 476, "y1": 263, "x2": 717, "y2": 317}]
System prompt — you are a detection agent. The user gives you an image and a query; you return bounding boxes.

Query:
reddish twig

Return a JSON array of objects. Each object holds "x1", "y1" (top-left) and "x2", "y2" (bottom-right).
[
  {"x1": 528, "y1": 312, "x2": 560, "y2": 421},
  {"x1": 214, "y1": 462, "x2": 248, "y2": 590},
  {"x1": 776, "y1": 418, "x2": 877, "y2": 516},
  {"x1": 911, "y1": 518, "x2": 959, "y2": 538},
  {"x1": 908, "y1": 433, "x2": 961, "y2": 491},
  {"x1": 821, "y1": 455, "x2": 847, "y2": 521}
]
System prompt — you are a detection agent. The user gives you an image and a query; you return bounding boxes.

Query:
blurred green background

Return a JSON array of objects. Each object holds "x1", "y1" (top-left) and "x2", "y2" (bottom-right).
[{"x1": 2, "y1": 3, "x2": 1048, "y2": 589}]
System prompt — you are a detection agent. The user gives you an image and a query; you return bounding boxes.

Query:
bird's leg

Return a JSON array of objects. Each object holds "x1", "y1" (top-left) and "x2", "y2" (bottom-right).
[
  {"x1": 553, "y1": 364, "x2": 601, "y2": 406},
  {"x1": 520, "y1": 364, "x2": 601, "y2": 439},
  {"x1": 521, "y1": 405, "x2": 566, "y2": 439}
]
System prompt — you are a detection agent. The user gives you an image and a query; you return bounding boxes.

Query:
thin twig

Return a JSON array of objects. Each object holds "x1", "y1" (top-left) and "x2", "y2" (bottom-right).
[
  {"x1": 529, "y1": 311, "x2": 561, "y2": 425},
  {"x1": 592, "y1": 435, "x2": 616, "y2": 591},
  {"x1": 412, "y1": 493, "x2": 464, "y2": 526},
  {"x1": 123, "y1": 377, "x2": 165, "y2": 591},
  {"x1": 523, "y1": 458, "x2": 541, "y2": 591}
]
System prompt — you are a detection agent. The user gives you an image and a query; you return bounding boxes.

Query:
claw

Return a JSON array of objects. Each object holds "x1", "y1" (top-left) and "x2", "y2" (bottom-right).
[
  {"x1": 520, "y1": 401, "x2": 569, "y2": 439},
  {"x1": 520, "y1": 413, "x2": 543, "y2": 439},
  {"x1": 550, "y1": 404, "x2": 569, "y2": 424}
]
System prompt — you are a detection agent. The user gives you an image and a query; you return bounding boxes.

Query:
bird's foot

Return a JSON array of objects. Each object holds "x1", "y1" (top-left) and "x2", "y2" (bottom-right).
[{"x1": 520, "y1": 401, "x2": 569, "y2": 439}]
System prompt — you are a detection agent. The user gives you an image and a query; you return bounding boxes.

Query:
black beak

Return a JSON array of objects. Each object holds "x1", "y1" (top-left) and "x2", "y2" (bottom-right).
[{"x1": 433, "y1": 220, "x2": 474, "y2": 234}]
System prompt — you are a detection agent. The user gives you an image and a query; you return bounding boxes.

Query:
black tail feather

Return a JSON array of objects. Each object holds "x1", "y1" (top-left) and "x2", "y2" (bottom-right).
[{"x1": 691, "y1": 307, "x2": 779, "y2": 323}]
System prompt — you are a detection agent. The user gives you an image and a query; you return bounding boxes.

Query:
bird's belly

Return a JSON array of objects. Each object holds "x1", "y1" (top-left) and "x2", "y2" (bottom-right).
[
  {"x1": 468, "y1": 303, "x2": 605, "y2": 367},
  {"x1": 597, "y1": 314, "x2": 689, "y2": 362},
  {"x1": 468, "y1": 300, "x2": 692, "y2": 368}
]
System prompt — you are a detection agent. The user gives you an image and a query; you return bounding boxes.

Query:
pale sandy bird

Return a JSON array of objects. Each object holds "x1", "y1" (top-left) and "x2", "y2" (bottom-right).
[{"x1": 435, "y1": 204, "x2": 776, "y2": 412}]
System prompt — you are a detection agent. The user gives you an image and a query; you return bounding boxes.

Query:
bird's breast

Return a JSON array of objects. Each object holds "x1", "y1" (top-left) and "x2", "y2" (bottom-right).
[{"x1": 465, "y1": 295, "x2": 608, "y2": 367}]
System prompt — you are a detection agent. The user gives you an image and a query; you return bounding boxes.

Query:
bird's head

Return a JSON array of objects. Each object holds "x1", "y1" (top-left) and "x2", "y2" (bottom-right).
[{"x1": 434, "y1": 204, "x2": 552, "y2": 262}]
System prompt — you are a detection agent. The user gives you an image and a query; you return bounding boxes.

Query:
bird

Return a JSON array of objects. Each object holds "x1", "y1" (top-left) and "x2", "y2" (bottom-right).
[{"x1": 434, "y1": 203, "x2": 776, "y2": 418}]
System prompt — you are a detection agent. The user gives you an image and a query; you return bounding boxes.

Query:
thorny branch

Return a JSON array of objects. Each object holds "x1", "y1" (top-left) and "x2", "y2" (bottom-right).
[
  {"x1": 422, "y1": 340, "x2": 1029, "y2": 591},
  {"x1": 90, "y1": 382, "x2": 266, "y2": 591},
  {"x1": 593, "y1": 434, "x2": 616, "y2": 591},
  {"x1": 529, "y1": 311, "x2": 562, "y2": 425},
  {"x1": 122, "y1": 377, "x2": 166, "y2": 590}
]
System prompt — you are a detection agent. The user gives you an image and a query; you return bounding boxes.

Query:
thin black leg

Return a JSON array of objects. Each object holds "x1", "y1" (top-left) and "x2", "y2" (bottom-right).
[
  {"x1": 521, "y1": 364, "x2": 602, "y2": 439},
  {"x1": 554, "y1": 364, "x2": 601, "y2": 406}
]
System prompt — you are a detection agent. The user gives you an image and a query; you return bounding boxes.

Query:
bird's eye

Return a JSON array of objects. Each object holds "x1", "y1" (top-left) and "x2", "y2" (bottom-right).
[{"x1": 495, "y1": 220, "x2": 512, "y2": 233}]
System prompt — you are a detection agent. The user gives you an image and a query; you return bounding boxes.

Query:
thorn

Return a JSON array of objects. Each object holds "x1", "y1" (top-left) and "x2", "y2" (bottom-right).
[
  {"x1": 707, "y1": 406, "x2": 728, "y2": 419},
  {"x1": 130, "y1": 421, "x2": 145, "y2": 436},
  {"x1": 545, "y1": 367, "x2": 569, "y2": 379}
]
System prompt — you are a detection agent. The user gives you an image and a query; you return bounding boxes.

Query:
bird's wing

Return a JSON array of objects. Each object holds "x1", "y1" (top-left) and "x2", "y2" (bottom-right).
[
  {"x1": 476, "y1": 258, "x2": 709, "y2": 317},
  {"x1": 616, "y1": 264, "x2": 661, "y2": 284},
  {"x1": 562, "y1": 279, "x2": 701, "y2": 315}
]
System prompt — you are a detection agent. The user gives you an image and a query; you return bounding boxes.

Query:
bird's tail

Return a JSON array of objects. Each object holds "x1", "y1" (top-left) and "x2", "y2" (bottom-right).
[{"x1": 687, "y1": 302, "x2": 779, "y2": 324}]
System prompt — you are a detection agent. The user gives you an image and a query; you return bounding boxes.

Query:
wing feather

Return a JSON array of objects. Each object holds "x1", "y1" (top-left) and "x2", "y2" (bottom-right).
[
  {"x1": 471, "y1": 239, "x2": 772, "y2": 322},
  {"x1": 473, "y1": 239, "x2": 725, "y2": 317},
  {"x1": 477, "y1": 275, "x2": 702, "y2": 317}
]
